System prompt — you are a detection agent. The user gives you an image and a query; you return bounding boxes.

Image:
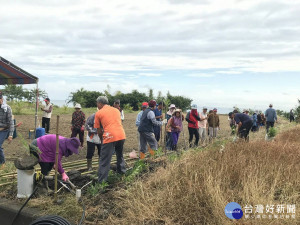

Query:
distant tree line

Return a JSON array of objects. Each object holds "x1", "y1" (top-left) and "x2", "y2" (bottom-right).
[
  {"x1": 0, "y1": 84, "x2": 48, "y2": 103},
  {"x1": 67, "y1": 87, "x2": 193, "y2": 111}
]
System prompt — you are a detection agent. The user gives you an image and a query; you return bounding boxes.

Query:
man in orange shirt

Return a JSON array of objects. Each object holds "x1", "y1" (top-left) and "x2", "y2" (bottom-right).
[{"x1": 94, "y1": 96, "x2": 126, "y2": 183}]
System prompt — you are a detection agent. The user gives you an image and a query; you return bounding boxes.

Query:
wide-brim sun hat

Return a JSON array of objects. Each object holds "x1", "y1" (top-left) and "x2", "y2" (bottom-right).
[
  {"x1": 169, "y1": 104, "x2": 176, "y2": 109},
  {"x1": 74, "y1": 103, "x2": 82, "y2": 109},
  {"x1": 173, "y1": 108, "x2": 182, "y2": 115}
]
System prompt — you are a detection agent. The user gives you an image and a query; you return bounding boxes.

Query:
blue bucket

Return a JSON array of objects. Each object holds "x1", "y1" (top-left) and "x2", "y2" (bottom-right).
[{"x1": 35, "y1": 128, "x2": 45, "y2": 138}]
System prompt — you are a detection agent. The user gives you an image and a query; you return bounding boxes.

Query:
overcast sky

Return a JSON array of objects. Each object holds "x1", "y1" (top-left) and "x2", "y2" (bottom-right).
[{"x1": 1, "y1": 0, "x2": 300, "y2": 111}]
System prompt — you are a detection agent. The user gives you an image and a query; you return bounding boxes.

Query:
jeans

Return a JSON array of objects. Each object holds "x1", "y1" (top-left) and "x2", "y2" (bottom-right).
[
  {"x1": 153, "y1": 126, "x2": 161, "y2": 142},
  {"x1": 0, "y1": 130, "x2": 9, "y2": 164},
  {"x1": 166, "y1": 132, "x2": 174, "y2": 150}
]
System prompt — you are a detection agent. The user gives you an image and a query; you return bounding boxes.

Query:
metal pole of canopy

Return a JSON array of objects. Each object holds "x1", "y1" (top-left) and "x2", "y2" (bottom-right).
[{"x1": 34, "y1": 82, "x2": 39, "y2": 138}]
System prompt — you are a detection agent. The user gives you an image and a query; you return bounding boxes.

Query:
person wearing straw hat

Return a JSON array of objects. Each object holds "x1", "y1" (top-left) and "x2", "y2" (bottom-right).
[
  {"x1": 168, "y1": 109, "x2": 184, "y2": 151},
  {"x1": 71, "y1": 103, "x2": 86, "y2": 148},
  {"x1": 41, "y1": 97, "x2": 53, "y2": 134},
  {"x1": 165, "y1": 104, "x2": 176, "y2": 150}
]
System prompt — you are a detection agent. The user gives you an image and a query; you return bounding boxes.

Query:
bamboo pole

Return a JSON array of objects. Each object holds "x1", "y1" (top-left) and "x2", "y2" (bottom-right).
[
  {"x1": 54, "y1": 115, "x2": 60, "y2": 202},
  {"x1": 163, "y1": 102, "x2": 167, "y2": 156}
]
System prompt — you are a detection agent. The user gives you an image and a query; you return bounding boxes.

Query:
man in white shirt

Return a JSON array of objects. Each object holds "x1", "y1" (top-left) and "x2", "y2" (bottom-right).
[
  {"x1": 41, "y1": 98, "x2": 53, "y2": 134},
  {"x1": 199, "y1": 107, "x2": 208, "y2": 145}
]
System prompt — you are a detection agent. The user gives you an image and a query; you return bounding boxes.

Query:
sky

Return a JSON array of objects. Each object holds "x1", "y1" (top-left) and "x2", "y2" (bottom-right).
[{"x1": 1, "y1": 0, "x2": 300, "y2": 111}]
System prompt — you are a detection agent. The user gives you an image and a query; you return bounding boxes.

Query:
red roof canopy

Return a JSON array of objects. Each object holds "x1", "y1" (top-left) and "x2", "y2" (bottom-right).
[{"x1": 0, "y1": 56, "x2": 38, "y2": 85}]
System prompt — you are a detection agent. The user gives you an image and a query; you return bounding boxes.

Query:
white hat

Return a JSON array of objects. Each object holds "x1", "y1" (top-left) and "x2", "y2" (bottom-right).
[
  {"x1": 74, "y1": 103, "x2": 82, "y2": 109},
  {"x1": 169, "y1": 104, "x2": 176, "y2": 109},
  {"x1": 191, "y1": 104, "x2": 197, "y2": 109}
]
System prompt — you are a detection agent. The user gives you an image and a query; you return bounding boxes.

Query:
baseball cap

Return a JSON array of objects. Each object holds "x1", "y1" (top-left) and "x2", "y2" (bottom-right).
[
  {"x1": 213, "y1": 108, "x2": 217, "y2": 111},
  {"x1": 142, "y1": 102, "x2": 148, "y2": 107},
  {"x1": 191, "y1": 104, "x2": 197, "y2": 109},
  {"x1": 44, "y1": 97, "x2": 50, "y2": 102},
  {"x1": 148, "y1": 100, "x2": 157, "y2": 107}
]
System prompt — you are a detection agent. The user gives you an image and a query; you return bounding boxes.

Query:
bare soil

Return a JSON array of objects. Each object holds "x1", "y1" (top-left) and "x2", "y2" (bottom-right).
[{"x1": 3, "y1": 112, "x2": 233, "y2": 163}]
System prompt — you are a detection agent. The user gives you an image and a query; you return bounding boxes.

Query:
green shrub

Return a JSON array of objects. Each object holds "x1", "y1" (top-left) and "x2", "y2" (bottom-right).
[{"x1": 268, "y1": 127, "x2": 277, "y2": 137}]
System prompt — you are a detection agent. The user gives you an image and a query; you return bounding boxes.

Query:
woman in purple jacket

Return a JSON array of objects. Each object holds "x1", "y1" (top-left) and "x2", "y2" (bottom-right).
[{"x1": 31, "y1": 134, "x2": 80, "y2": 181}]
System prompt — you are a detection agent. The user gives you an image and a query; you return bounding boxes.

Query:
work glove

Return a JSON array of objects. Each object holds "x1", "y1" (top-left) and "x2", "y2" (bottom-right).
[
  {"x1": 62, "y1": 172, "x2": 69, "y2": 181},
  {"x1": 162, "y1": 119, "x2": 167, "y2": 125}
]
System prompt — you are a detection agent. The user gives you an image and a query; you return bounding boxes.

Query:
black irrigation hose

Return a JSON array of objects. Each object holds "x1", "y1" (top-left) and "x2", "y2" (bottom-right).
[
  {"x1": 11, "y1": 181, "x2": 40, "y2": 225},
  {"x1": 29, "y1": 215, "x2": 71, "y2": 225},
  {"x1": 11, "y1": 178, "x2": 86, "y2": 225}
]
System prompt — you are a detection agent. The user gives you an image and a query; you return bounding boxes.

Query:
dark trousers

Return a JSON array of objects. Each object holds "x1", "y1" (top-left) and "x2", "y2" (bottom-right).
[
  {"x1": 153, "y1": 126, "x2": 161, "y2": 142},
  {"x1": 166, "y1": 132, "x2": 174, "y2": 150},
  {"x1": 98, "y1": 139, "x2": 126, "y2": 183},
  {"x1": 188, "y1": 127, "x2": 199, "y2": 147},
  {"x1": 39, "y1": 162, "x2": 54, "y2": 176},
  {"x1": 290, "y1": 116, "x2": 295, "y2": 122},
  {"x1": 266, "y1": 121, "x2": 274, "y2": 132},
  {"x1": 239, "y1": 120, "x2": 253, "y2": 140},
  {"x1": 42, "y1": 117, "x2": 50, "y2": 133},
  {"x1": 71, "y1": 128, "x2": 84, "y2": 147},
  {"x1": 86, "y1": 141, "x2": 101, "y2": 159}
]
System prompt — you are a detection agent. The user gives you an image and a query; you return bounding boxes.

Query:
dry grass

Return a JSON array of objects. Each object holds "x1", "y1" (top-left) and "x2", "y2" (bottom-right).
[{"x1": 106, "y1": 127, "x2": 300, "y2": 225}]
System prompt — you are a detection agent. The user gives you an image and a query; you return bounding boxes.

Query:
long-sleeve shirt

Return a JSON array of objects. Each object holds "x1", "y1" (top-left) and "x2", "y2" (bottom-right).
[
  {"x1": 0, "y1": 104, "x2": 14, "y2": 137},
  {"x1": 71, "y1": 111, "x2": 86, "y2": 129},
  {"x1": 135, "y1": 111, "x2": 143, "y2": 127},
  {"x1": 147, "y1": 110, "x2": 163, "y2": 127},
  {"x1": 85, "y1": 113, "x2": 101, "y2": 144},
  {"x1": 207, "y1": 113, "x2": 220, "y2": 128},
  {"x1": 265, "y1": 108, "x2": 277, "y2": 122}
]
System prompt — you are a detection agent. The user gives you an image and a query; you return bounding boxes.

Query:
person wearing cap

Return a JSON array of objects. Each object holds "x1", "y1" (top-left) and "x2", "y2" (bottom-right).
[
  {"x1": 185, "y1": 104, "x2": 201, "y2": 147},
  {"x1": 199, "y1": 107, "x2": 208, "y2": 145},
  {"x1": 166, "y1": 104, "x2": 176, "y2": 150},
  {"x1": 136, "y1": 102, "x2": 149, "y2": 151},
  {"x1": 113, "y1": 99, "x2": 124, "y2": 122},
  {"x1": 71, "y1": 103, "x2": 86, "y2": 148},
  {"x1": 265, "y1": 104, "x2": 277, "y2": 132},
  {"x1": 30, "y1": 134, "x2": 80, "y2": 191},
  {"x1": 229, "y1": 110, "x2": 253, "y2": 141},
  {"x1": 153, "y1": 102, "x2": 163, "y2": 142},
  {"x1": 41, "y1": 97, "x2": 53, "y2": 134},
  {"x1": 207, "y1": 108, "x2": 220, "y2": 142},
  {"x1": 167, "y1": 109, "x2": 184, "y2": 150},
  {"x1": 138, "y1": 100, "x2": 167, "y2": 159},
  {"x1": 0, "y1": 93, "x2": 14, "y2": 169},
  {"x1": 94, "y1": 96, "x2": 126, "y2": 183},
  {"x1": 85, "y1": 113, "x2": 101, "y2": 171}
]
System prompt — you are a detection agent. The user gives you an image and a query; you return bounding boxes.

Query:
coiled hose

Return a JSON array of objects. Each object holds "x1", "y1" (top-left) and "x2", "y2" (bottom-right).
[{"x1": 29, "y1": 215, "x2": 71, "y2": 225}]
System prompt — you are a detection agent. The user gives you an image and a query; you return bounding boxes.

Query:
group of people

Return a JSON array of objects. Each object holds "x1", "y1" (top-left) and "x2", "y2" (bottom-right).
[
  {"x1": 0, "y1": 93, "x2": 290, "y2": 193},
  {"x1": 136, "y1": 103, "x2": 223, "y2": 154},
  {"x1": 228, "y1": 104, "x2": 278, "y2": 141}
]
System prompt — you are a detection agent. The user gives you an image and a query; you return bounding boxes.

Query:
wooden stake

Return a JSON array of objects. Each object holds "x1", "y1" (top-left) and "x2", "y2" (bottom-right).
[{"x1": 54, "y1": 115, "x2": 60, "y2": 202}]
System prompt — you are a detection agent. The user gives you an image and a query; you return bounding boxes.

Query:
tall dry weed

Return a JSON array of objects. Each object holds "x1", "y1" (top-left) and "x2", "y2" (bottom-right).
[{"x1": 106, "y1": 128, "x2": 300, "y2": 225}]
